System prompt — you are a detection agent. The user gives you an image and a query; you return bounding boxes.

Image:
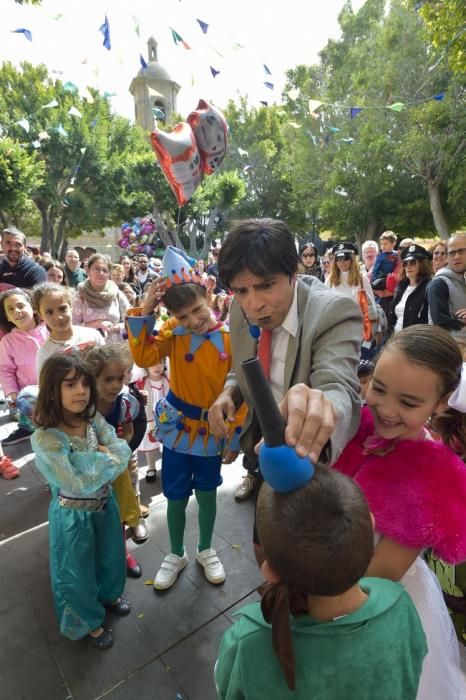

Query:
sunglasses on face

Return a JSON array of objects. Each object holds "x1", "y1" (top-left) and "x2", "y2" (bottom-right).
[
  {"x1": 322, "y1": 259, "x2": 330, "y2": 265},
  {"x1": 433, "y1": 251, "x2": 447, "y2": 257},
  {"x1": 302, "y1": 252, "x2": 315, "y2": 258},
  {"x1": 402, "y1": 259, "x2": 418, "y2": 267},
  {"x1": 336, "y1": 253, "x2": 353, "y2": 261}
]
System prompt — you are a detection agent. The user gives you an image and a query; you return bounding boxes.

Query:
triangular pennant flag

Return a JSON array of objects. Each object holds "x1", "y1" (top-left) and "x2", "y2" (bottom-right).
[
  {"x1": 289, "y1": 121, "x2": 301, "y2": 128},
  {"x1": 328, "y1": 126, "x2": 340, "y2": 133},
  {"x1": 152, "y1": 107, "x2": 165, "y2": 120},
  {"x1": 17, "y1": 118, "x2": 30, "y2": 133},
  {"x1": 308, "y1": 100, "x2": 323, "y2": 113},
  {"x1": 140, "y1": 54, "x2": 148, "y2": 69},
  {"x1": 80, "y1": 87, "x2": 94, "y2": 103},
  {"x1": 341, "y1": 138, "x2": 354, "y2": 143},
  {"x1": 80, "y1": 147, "x2": 87, "y2": 155},
  {"x1": 12, "y1": 28, "x2": 32, "y2": 41},
  {"x1": 237, "y1": 147, "x2": 249, "y2": 157},
  {"x1": 209, "y1": 45, "x2": 224, "y2": 58},
  {"x1": 38, "y1": 131, "x2": 49, "y2": 140},
  {"x1": 103, "y1": 91, "x2": 116, "y2": 98},
  {"x1": 350, "y1": 107, "x2": 362, "y2": 119},
  {"x1": 32, "y1": 140, "x2": 41, "y2": 149},
  {"x1": 170, "y1": 28, "x2": 191, "y2": 50},
  {"x1": 63, "y1": 81, "x2": 78, "y2": 93},
  {"x1": 264, "y1": 82, "x2": 274, "y2": 90},
  {"x1": 197, "y1": 19, "x2": 209, "y2": 34},
  {"x1": 90, "y1": 118, "x2": 98, "y2": 128},
  {"x1": 433, "y1": 92, "x2": 445, "y2": 101},
  {"x1": 259, "y1": 101, "x2": 268, "y2": 107},
  {"x1": 263, "y1": 64, "x2": 272, "y2": 75},
  {"x1": 132, "y1": 16, "x2": 140, "y2": 37},
  {"x1": 99, "y1": 14, "x2": 111, "y2": 50},
  {"x1": 42, "y1": 99, "x2": 59, "y2": 109},
  {"x1": 68, "y1": 106, "x2": 82, "y2": 118},
  {"x1": 56, "y1": 124, "x2": 68, "y2": 137},
  {"x1": 386, "y1": 102, "x2": 404, "y2": 112},
  {"x1": 287, "y1": 88, "x2": 300, "y2": 100},
  {"x1": 210, "y1": 66, "x2": 220, "y2": 78}
]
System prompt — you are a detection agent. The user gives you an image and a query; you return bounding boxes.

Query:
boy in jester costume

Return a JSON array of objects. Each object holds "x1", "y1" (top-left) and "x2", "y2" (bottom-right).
[{"x1": 126, "y1": 246, "x2": 245, "y2": 590}]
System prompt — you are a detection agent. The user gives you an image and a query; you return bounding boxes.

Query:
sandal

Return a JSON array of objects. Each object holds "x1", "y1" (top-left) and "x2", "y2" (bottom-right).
[
  {"x1": 88, "y1": 627, "x2": 113, "y2": 649},
  {"x1": 0, "y1": 456, "x2": 20, "y2": 480},
  {"x1": 145, "y1": 468, "x2": 157, "y2": 483}
]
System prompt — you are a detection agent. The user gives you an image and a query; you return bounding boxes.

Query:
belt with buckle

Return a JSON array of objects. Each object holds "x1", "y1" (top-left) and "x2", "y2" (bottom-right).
[{"x1": 166, "y1": 390, "x2": 210, "y2": 422}]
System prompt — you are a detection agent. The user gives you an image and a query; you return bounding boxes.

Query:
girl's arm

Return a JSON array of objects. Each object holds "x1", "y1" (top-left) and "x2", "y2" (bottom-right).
[
  {"x1": 120, "y1": 421, "x2": 134, "y2": 445},
  {"x1": 0, "y1": 337, "x2": 20, "y2": 395},
  {"x1": 366, "y1": 536, "x2": 421, "y2": 581}
]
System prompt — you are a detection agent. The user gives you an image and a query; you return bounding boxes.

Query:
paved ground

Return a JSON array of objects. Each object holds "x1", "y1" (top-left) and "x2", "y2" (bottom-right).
[
  {"x1": 0, "y1": 406, "x2": 261, "y2": 700},
  {"x1": 2, "y1": 404, "x2": 466, "y2": 700}
]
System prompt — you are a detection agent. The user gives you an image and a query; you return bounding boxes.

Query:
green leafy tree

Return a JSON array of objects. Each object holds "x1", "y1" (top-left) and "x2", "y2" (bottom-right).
[
  {"x1": 0, "y1": 137, "x2": 44, "y2": 227},
  {"x1": 405, "y1": 0, "x2": 466, "y2": 74}
]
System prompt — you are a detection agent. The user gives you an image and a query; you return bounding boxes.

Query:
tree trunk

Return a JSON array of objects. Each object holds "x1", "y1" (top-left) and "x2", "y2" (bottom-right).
[
  {"x1": 187, "y1": 221, "x2": 198, "y2": 257},
  {"x1": 54, "y1": 215, "x2": 67, "y2": 258},
  {"x1": 200, "y1": 206, "x2": 219, "y2": 257},
  {"x1": 59, "y1": 237, "x2": 69, "y2": 261},
  {"x1": 427, "y1": 178, "x2": 449, "y2": 239}
]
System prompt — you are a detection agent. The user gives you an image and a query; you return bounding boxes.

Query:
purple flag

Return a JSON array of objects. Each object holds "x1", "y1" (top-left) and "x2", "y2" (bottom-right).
[{"x1": 350, "y1": 107, "x2": 362, "y2": 119}]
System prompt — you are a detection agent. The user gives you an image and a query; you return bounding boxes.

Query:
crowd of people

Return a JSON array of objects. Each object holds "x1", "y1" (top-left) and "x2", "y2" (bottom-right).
[{"x1": 1, "y1": 220, "x2": 466, "y2": 697}]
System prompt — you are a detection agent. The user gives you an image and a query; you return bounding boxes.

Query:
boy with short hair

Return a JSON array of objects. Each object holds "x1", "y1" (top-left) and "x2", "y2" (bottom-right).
[
  {"x1": 126, "y1": 246, "x2": 244, "y2": 591},
  {"x1": 215, "y1": 465, "x2": 427, "y2": 699},
  {"x1": 371, "y1": 230, "x2": 399, "y2": 286}
]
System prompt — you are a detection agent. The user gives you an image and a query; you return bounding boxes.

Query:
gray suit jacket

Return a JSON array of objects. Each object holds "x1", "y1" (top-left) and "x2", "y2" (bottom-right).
[{"x1": 226, "y1": 276, "x2": 362, "y2": 464}]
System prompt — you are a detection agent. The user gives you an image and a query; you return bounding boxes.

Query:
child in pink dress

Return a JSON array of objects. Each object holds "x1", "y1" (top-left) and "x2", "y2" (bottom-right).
[{"x1": 136, "y1": 361, "x2": 170, "y2": 483}]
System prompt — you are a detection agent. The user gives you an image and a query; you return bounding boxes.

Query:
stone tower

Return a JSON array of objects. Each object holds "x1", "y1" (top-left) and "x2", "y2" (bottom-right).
[{"x1": 129, "y1": 37, "x2": 180, "y2": 131}]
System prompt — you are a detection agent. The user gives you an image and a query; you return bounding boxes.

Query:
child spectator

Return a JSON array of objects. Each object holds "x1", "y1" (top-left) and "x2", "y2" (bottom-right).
[
  {"x1": 371, "y1": 231, "x2": 399, "y2": 289},
  {"x1": 84, "y1": 343, "x2": 148, "y2": 578},
  {"x1": 31, "y1": 352, "x2": 131, "y2": 648},
  {"x1": 215, "y1": 466, "x2": 427, "y2": 698},
  {"x1": 357, "y1": 359, "x2": 375, "y2": 403},
  {"x1": 0, "y1": 288, "x2": 48, "y2": 445},
  {"x1": 33, "y1": 283, "x2": 104, "y2": 376},
  {"x1": 136, "y1": 361, "x2": 170, "y2": 483},
  {"x1": 126, "y1": 246, "x2": 245, "y2": 590}
]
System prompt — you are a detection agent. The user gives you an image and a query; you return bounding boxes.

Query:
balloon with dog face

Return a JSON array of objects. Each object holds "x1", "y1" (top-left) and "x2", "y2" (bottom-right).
[
  {"x1": 187, "y1": 99, "x2": 228, "y2": 174},
  {"x1": 150, "y1": 122, "x2": 203, "y2": 206}
]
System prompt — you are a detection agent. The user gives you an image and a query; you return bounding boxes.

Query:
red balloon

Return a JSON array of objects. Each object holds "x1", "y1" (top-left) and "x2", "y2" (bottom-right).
[
  {"x1": 187, "y1": 99, "x2": 228, "y2": 175},
  {"x1": 150, "y1": 122, "x2": 203, "y2": 206}
]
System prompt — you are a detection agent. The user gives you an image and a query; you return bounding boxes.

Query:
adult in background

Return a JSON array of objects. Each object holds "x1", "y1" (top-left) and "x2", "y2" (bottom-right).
[
  {"x1": 361, "y1": 240, "x2": 378, "y2": 277},
  {"x1": 298, "y1": 242, "x2": 323, "y2": 281},
  {"x1": 43, "y1": 260, "x2": 69, "y2": 287},
  {"x1": 0, "y1": 227, "x2": 46, "y2": 289},
  {"x1": 209, "y1": 218, "x2": 361, "y2": 505},
  {"x1": 119, "y1": 255, "x2": 136, "y2": 287},
  {"x1": 387, "y1": 244, "x2": 432, "y2": 334},
  {"x1": 427, "y1": 231, "x2": 466, "y2": 338},
  {"x1": 133, "y1": 254, "x2": 157, "y2": 296},
  {"x1": 72, "y1": 254, "x2": 129, "y2": 343},
  {"x1": 206, "y1": 247, "x2": 227, "y2": 293},
  {"x1": 64, "y1": 249, "x2": 86, "y2": 288},
  {"x1": 430, "y1": 241, "x2": 448, "y2": 275}
]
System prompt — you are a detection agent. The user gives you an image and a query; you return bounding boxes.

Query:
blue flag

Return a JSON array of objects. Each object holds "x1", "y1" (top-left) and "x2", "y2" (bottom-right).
[
  {"x1": 12, "y1": 28, "x2": 32, "y2": 41},
  {"x1": 100, "y1": 15, "x2": 111, "y2": 50},
  {"x1": 210, "y1": 66, "x2": 220, "y2": 78},
  {"x1": 264, "y1": 82, "x2": 274, "y2": 90},
  {"x1": 197, "y1": 19, "x2": 209, "y2": 34},
  {"x1": 263, "y1": 64, "x2": 272, "y2": 75},
  {"x1": 140, "y1": 54, "x2": 148, "y2": 69}
]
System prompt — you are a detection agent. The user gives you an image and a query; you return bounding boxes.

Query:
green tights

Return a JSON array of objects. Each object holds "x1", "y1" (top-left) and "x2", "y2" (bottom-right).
[{"x1": 167, "y1": 489, "x2": 217, "y2": 557}]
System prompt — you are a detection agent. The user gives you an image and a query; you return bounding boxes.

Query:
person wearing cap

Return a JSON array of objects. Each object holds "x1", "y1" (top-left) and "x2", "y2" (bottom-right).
[
  {"x1": 0, "y1": 227, "x2": 47, "y2": 289},
  {"x1": 387, "y1": 245, "x2": 433, "y2": 334},
  {"x1": 298, "y1": 242, "x2": 324, "y2": 281},
  {"x1": 325, "y1": 242, "x2": 378, "y2": 345},
  {"x1": 427, "y1": 231, "x2": 466, "y2": 338}
]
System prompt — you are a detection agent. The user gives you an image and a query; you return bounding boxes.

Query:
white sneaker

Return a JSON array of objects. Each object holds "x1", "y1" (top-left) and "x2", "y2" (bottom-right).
[
  {"x1": 196, "y1": 548, "x2": 225, "y2": 584},
  {"x1": 153, "y1": 550, "x2": 188, "y2": 590}
]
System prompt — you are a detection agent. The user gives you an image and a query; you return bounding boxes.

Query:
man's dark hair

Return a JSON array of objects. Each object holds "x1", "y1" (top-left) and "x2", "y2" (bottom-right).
[
  {"x1": 163, "y1": 283, "x2": 206, "y2": 314},
  {"x1": 2, "y1": 226, "x2": 26, "y2": 245},
  {"x1": 257, "y1": 465, "x2": 374, "y2": 596},
  {"x1": 218, "y1": 219, "x2": 299, "y2": 288}
]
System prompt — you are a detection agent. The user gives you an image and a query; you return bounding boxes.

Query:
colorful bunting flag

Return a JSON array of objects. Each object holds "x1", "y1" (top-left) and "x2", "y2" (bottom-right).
[
  {"x1": 17, "y1": 118, "x2": 30, "y2": 133},
  {"x1": 79, "y1": 87, "x2": 94, "y2": 103},
  {"x1": 132, "y1": 16, "x2": 140, "y2": 37},
  {"x1": 68, "y1": 106, "x2": 82, "y2": 118},
  {"x1": 12, "y1": 28, "x2": 32, "y2": 41},
  {"x1": 328, "y1": 126, "x2": 341, "y2": 133},
  {"x1": 153, "y1": 107, "x2": 165, "y2": 120},
  {"x1": 42, "y1": 99, "x2": 59, "y2": 109},
  {"x1": 38, "y1": 131, "x2": 49, "y2": 140},
  {"x1": 103, "y1": 92, "x2": 116, "y2": 98},
  {"x1": 264, "y1": 82, "x2": 274, "y2": 90},
  {"x1": 386, "y1": 102, "x2": 404, "y2": 112},
  {"x1": 56, "y1": 124, "x2": 68, "y2": 137},
  {"x1": 210, "y1": 66, "x2": 220, "y2": 78},
  {"x1": 63, "y1": 81, "x2": 78, "y2": 93},
  {"x1": 32, "y1": 140, "x2": 41, "y2": 149},
  {"x1": 308, "y1": 100, "x2": 323, "y2": 114},
  {"x1": 263, "y1": 64, "x2": 272, "y2": 75},
  {"x1": 237, "y1": 148, "x2": 249, "y2": 157},
  {"x1": 140, "y1": 54, "x2": 148, "y2": 69},
  {"x1": 350, "y1": 107, "x2": 362, "y2": 119},
  {"x1": 99, "y1": 15, "x2": 111, "y2": 50},
  {"x1": 197, "y1": 19, "x2": 209, "y2": 34},
  {"x1": 341, "y1": 138, "x2": 354, "y2": 143},
  {"x1": 80, "y1": 147, "x2": 87, "y2": 155},
  {"x1": 259, "y1": 101, "x2": 268, "y2": 107},
  {"x1": 170, "y1": 28, "x2": 191, "y2": 50},
  {"x1": 434, "y1": 92, "x2": 445, "y2": 101}
]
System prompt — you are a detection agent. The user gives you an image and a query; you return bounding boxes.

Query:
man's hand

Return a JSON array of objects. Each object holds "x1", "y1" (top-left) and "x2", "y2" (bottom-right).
[
  {"x1": 208, "y1": 388, "x2": 237, "y2": 439},
  {"x1": 277, "y1": 384, "x2": 336, "y2": 463},
  {"x1": 456, "y1": 308, "x2": 466, "y2": 323},
  {"x1": 222, "y1": 449, "x2": 239, "y2": 464},
  {"x1": 142, "y1": 277, "x2": 167, "y2": 315}
]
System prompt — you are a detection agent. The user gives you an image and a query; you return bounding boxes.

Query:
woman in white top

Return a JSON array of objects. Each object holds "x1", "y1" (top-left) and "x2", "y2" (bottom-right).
[
  {"x1": 325, "y1": 242, "x2": 378, "y2": 343},
  {"x1": 387, "y1": 244, "x2": 433, "y2": 334}
]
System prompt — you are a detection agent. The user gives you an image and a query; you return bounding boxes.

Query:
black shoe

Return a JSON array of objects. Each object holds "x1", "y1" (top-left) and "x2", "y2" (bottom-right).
[
  {"x1": 127, "y1": 557, "x2": 142, "y2": 578},
  {"x1": 145, "y1": 469, "x2": 157, "y2": 483},
  {"x1": 2, "y1": 426, "x2": 33, "y2": 446},
  {"x1": 130, "y1": 519, "x2": 148, "y2": 544},
  {"x1": 104, "y1": 598, "x2": 131, "y2": 616},
  {"x1": 88, "y1": 627, "x2": 113, "y2": 649}
]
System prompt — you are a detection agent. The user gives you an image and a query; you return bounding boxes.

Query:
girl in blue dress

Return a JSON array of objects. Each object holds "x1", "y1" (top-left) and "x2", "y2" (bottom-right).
[{"x1": 31, "y1": 352, "x2": 132, "y2": 649}]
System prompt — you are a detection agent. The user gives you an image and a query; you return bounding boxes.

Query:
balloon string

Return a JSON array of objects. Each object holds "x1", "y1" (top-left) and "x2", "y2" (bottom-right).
[{"x1": 176, "y1": 206, "x2": 182, "y2": 241}]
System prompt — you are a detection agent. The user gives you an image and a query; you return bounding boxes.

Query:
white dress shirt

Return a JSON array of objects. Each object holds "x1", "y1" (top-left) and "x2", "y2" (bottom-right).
[{"x1": 268, "y1": 283, "x2": 299, "y2": 403}]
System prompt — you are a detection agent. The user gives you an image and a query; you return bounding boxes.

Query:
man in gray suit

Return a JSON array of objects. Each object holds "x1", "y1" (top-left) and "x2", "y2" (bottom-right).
[{"x1": 209, "y1": 218, "x2": 362, "y2": 502}]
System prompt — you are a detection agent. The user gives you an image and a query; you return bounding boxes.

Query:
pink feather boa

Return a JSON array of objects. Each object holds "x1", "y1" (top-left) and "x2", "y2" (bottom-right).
[{"x1": 333, "y1": 407, "x2": 466, "y2": 564}]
